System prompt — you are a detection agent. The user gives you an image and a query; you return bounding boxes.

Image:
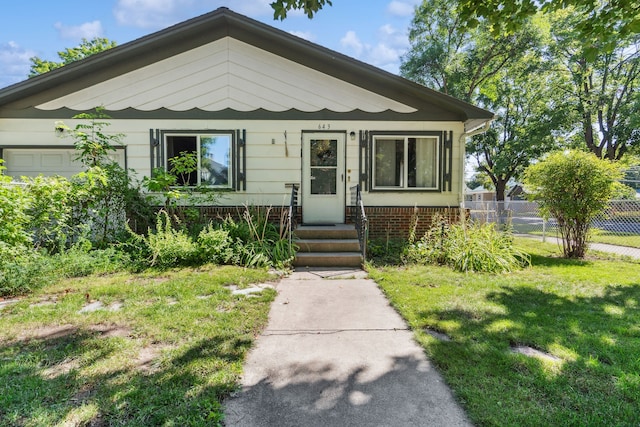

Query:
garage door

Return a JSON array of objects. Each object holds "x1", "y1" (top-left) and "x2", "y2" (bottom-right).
[{"x1": 2, "y1": 148, "x2": 125, "y2": 179}]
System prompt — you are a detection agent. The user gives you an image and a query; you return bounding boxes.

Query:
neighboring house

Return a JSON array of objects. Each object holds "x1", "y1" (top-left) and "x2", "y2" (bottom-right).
[
  {"x1": 466, "y1": 186, "x2": 496, "y2": 203},
  {"x1": 0, "y1": 8, "x2": 493, "y2": 239}
]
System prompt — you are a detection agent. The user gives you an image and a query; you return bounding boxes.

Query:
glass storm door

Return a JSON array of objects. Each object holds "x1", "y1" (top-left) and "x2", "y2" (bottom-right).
[{"x1": 302, "y1": 133, "x2": 345, "y2": 224}]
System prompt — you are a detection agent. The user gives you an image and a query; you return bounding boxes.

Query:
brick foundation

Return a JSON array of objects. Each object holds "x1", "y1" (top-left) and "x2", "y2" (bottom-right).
[
  {"x1": 196, "y1": 205, "x2": 302, "y2": 225},
  {"x1": 345, "y1": 206, "x2": 464, "y2": 240},
  {"x1": 178, "y1": 205, "x2": 462, "y2": 240}
]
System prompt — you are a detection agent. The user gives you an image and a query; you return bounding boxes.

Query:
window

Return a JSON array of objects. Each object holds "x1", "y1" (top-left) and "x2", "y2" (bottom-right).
[
  {"x1": 372, "y1": 135, "x2": 439, "y2": 190},
  {"x1": 165, "y1": 133, "x2": 232, "y2": 187}
]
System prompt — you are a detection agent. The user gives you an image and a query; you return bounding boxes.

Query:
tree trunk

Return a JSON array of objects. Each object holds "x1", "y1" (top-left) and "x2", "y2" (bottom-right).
[{"x1": 495, "y1": 179, "x2": 508, "y2": 230}]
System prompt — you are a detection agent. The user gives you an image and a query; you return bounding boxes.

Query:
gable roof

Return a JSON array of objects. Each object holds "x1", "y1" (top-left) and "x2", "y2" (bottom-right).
[{"x1": 0, "y1": 7, "x2": 493, "y2": 125}]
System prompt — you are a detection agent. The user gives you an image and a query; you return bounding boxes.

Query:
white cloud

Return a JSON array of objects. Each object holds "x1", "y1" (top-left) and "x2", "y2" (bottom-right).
[
  {"x1": 339, "y1": 24, "x2": 409, "y2": 74},
  {"x1": 114, "y1": 0, "x2": 189, "y2": 28},
  {"x1": 378, "y1": 24, "x2": 409, "y2": 51},
  {"x1": 223, "y1": 0, "x2": 272, "y2": 16},
  {"x1": 340, "y1": 30, "x2": 366, "y2": 57},
  {"x1": 113, "y1": 0, "x2": 273, "y2": 29},
  {"x1": 54, "y1": 20, "x2": 104, "y2": 40},
  {"x1": 387, "y1": 0, "x2": 419, "y2": 17},
  {"x1": 0, "y1": 41, "x2": 36, "y2": 88}
]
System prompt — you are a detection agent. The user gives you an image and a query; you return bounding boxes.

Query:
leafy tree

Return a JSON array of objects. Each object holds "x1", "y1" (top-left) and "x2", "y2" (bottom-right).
[
  {"x1": 29, "y1": 37, "x2": 116, "y2": 77},
  {"x1": 523, "y1": 150, "x2": 623, "y2": 258},
  {"x1": 468, "y1": 51, "x2": 574, "y2": 201},
  {"x1": 456, "y1": 0, "x2": 640, "y2": 57},
  {"x1": 271, "y1": 0, "x2": 332, "y2": 19},
  {"x1": 55, "y1": 107, "x2": 123, "y2": 167},
  {"x1": 402, "y1": 0, "x2": 569, "y2": 202},
  {"x1": 56, "y1": 108, "x2": 151, "y2": 246},
  {"x1": 549, "y1": 9, "x2": 640, "y2": 160},
  {"x1": 269, "y1": 0, "x2": 639, "y2": 59},
  {"x1": 401, "y1": 0, "x2": 541, "y2": 102},
  {"x1": 465, "y1": 173, "x2": 493, "y2": 191}
]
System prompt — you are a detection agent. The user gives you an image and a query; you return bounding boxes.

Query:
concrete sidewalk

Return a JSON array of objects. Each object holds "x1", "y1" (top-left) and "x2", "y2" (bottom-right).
[{"x1": 224, "y1": 268, "x2": 472, "y2": 427}]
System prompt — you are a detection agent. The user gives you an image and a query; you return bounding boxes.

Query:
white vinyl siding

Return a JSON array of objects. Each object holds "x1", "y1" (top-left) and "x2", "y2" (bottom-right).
[
  {"x1": 36, "y1": 39, "x2": 416, "y2": 114},
  {"x1": 1, "y1": 118, "x2": 464, "y2": 207}
]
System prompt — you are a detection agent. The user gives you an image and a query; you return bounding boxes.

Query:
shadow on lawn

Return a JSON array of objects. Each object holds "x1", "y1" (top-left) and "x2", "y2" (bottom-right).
[
  {"x1": 417, "y1": 277, "x2": 640, "y2": 425},
  {"x1": 0, "y1": 330, "x2": 251, "y2": 426}
]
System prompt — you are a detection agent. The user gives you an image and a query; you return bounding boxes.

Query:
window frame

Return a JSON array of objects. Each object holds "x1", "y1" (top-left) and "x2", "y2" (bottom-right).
[
  {"x1": 369, "y1": 131, "x2": 442, "y2": 192},
  {"x1": 162, "y1": 130, "x2": 235, "y2": 189}
]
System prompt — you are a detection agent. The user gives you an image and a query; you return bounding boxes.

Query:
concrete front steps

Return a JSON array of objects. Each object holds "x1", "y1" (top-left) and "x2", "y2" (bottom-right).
[{"x1": 293, "y1": 224, "x2": 363, "y2": 268}]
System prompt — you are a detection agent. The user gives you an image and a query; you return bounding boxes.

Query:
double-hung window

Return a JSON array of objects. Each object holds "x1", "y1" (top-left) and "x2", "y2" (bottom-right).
[
  {"x1": 372, "y1": 134, "x2": 440, "y2": 190},
  {"x1": 165, "y1": 133, "x2": 232, "y2": 187}
]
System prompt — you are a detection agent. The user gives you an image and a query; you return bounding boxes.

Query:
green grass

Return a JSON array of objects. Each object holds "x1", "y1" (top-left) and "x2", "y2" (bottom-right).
[
  {"x1": 588, "y1": 228, "x2": 640, "y2": 249},
  {"x1": 522, "y1": 228, "x2": 640, "y2": 249},
  {"x1": 512, "y1": 226, "x2": 640, "y2": 249},
  {"x1": 0, "y1": 265, "x2": 276, "y2": 426},
  {"x1": 369, "y1": 238, "x2": 640, "y2": 426}
]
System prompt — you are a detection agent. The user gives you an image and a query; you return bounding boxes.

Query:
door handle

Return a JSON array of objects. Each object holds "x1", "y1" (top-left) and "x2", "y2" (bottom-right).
[{"x1": 341, "y1": 174, "x2": 344, "y2": 182}]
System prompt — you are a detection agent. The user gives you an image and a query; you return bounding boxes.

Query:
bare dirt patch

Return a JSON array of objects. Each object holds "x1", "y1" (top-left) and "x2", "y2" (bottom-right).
[
  {"x1": 41, "y1": 358, "x2": 80, "y2": 379},
  {"x1": 87, "y1": 324, "x2": 132, "y2": 338},
  {"x1": 136, "y1": 345, "x2": 172, "y2": 373},
  {"x1": 21, "y1": 324, "x2": 78, "y2": 342},
  {"x1": 511, "y1": 345, "x2": 561, "y2": 362}
]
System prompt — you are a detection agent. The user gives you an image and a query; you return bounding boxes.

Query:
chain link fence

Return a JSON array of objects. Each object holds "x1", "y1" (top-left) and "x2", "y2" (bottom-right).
[{"x1": 465, "y1": 200, "x2": 640, "y2": 258}]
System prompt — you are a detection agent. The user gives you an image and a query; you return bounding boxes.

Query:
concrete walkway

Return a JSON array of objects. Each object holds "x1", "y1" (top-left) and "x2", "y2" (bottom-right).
[{"x1": 224, "y1": 268, "x2": 472, "y2": 427}]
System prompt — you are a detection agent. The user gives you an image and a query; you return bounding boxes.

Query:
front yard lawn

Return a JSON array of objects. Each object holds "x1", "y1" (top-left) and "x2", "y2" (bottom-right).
[
  {"x1": 0, "y1": 265, "x2": 275, "y2": 426},
  {"x1": 369, "y1": 238, "x2": 640, "y2": 426}
]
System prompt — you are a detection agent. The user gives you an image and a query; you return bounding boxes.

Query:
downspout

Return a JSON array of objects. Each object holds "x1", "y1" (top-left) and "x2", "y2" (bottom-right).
[{"x1": 457, "y1": 119, "x2": 494, "y2": 208}]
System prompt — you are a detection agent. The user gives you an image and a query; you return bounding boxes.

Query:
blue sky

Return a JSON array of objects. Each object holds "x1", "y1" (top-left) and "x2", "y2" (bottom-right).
[{"x1": 0, "y1": 0, "x2": 421, "y2": 89}]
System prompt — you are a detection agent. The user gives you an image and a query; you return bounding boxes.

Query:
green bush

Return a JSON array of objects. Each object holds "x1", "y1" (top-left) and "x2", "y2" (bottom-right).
[
  {"x1": 197, "y1": 225, "x2": 233, "y2": 264},
  {"x1": 137, "y1": 211, "x2": 199, "y2": 269},
  {"x1": 524, "y1": 150, "x2": 622, "y2": 258},
  {"x1": 21, "y1": 175, "x2": 76, "y2": 252},
  {"x1": 406, "y1": 216, "x2": 530, "y2": 273},
  {"x1": 0, "y1": 243, "x2": 130, "y2": 297},
  {"x1": 0, "y1": 249, "x2": 49, "y2": 297},
  {"x1": 49, "y1": 243, "x2": 131, "y2": 278},
  {"x1": 0, "y1": 169, "x2": 31, "y2": 251}
]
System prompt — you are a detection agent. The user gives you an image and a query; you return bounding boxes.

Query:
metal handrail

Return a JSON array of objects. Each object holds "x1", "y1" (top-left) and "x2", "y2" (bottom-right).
[
  {"x1": 352, "y1": 184, "x2": 369, "y2": 261},
  {"x1": 288, "y1": 185, "x2": 298, "y2": 249}
]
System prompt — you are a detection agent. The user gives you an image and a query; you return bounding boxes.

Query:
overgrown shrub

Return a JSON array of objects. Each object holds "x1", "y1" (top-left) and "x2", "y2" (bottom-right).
[
  {"x1": 197, "y1": 225, "x2": 234, "y2": 264},
  {"x1": 406, "y1": 215, "x2": 530, "y2": 273},
  {"x1": 127, "y1": 210, "x2": 199, "y2": 269},
  {"x1": 0, "y1": 167, "x2": 31, "y2": 251},
  {"x1": 0, "y1": 242, "x2": 130, "y2": 297},
  {"x1": 21, "y1": 175, "x2": 76, "y2": 252},
  {"x1": 0, "y1": 249, "x2": 48, "y2": 297},
  {"x1": 49, "y1": 241, "x2": 131, "y2": 278}
]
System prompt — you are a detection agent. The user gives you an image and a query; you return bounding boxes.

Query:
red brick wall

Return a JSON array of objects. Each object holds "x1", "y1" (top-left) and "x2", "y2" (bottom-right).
[
  {"x1": 177, "y1": 205, "x2": 461, "y2": 240},
  {"x1": 196, "y1": 206, "x2": 302, "y2": 225},
  {"x1": 345, "y1": 206, "x2": 464, "y2": 239}
]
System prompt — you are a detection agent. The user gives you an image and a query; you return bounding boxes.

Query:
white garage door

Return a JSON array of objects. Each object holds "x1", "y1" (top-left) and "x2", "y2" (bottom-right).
[{"x1": 3, "y1": 148, "x2": 125, "y2": 180}]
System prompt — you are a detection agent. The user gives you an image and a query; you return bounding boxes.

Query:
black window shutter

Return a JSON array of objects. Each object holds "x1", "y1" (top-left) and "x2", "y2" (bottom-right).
[
  {"x1": 359, "y1": 130, "x2": 369, "y2": 191},
  {"x1": 235, "y1": 129, "x2": 246, "y2": 191},
  {"x1": 149, "y1": 128, "x2": 162, "y2": 175},
  {"x1": 442, "y1": 130, "x2": 453, "y2": 192}
]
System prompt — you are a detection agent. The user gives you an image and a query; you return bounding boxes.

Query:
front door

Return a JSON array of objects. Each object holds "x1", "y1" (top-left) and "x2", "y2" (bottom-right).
[{"x1": 302, "y1": 132, "x2": 345, "y2": 224}]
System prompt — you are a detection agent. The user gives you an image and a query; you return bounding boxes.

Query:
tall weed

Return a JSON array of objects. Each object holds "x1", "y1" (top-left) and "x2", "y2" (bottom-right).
[
  {"x1": 407, "y1": 214, "x2": 530, "y2": 273},
  {"x1": 131, "y1": 211, "x2": 199, "y2": 269}
]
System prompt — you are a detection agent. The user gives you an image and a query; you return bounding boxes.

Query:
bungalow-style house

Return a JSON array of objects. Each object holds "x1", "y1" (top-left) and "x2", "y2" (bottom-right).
[{"x1": 0, "y1": 8, "x2": 492, "y2": 264}]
